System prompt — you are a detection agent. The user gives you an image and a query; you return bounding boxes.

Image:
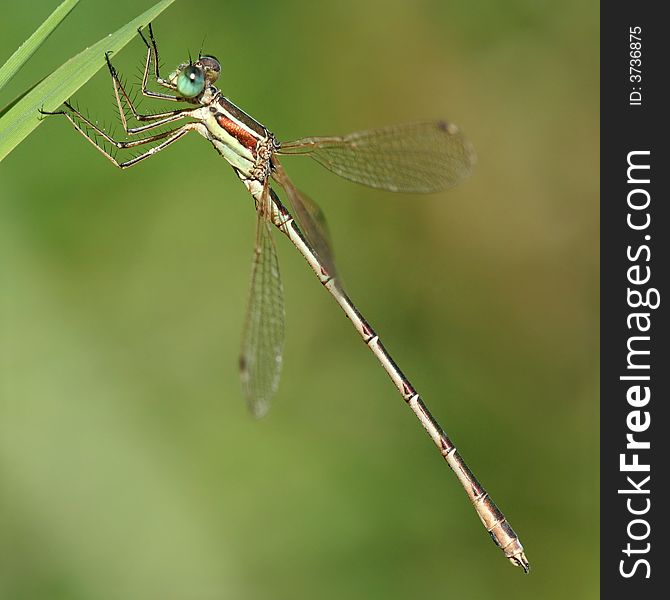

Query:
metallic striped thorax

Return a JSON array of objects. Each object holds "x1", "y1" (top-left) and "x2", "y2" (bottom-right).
[{"x1": 189, "y1": 78, "x2": 279, "y2": 183}]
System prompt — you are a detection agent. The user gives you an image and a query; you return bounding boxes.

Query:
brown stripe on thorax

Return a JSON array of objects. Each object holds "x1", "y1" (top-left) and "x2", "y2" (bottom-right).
[
  {"x1": 217, "y1": 96, "x2": 270, "y2": 139},
  {"x1": 215, "y1": 113, "x2": 259, "y2": 152}
]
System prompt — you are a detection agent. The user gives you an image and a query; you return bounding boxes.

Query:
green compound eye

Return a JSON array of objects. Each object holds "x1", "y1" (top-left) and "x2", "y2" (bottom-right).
[{"x1": 177, "y1": 65, "x2": 205, "y2": 98}]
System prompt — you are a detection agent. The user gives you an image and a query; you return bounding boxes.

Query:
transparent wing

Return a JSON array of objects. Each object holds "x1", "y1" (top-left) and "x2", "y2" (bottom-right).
[
  {"x1": 278, "y1": 120, "x2": 476, "y2": 193},
  {"x1": 272, "y1": 157, "x2": 339, "y2": 281},
  {"x1": 239, "y1": 192, "x2": 285, "y2": 418}
]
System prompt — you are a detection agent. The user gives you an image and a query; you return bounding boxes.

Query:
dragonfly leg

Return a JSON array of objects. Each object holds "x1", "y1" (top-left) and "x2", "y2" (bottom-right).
[
  {"x1": 41, "y1": 101, "x2": 198, "y2": 145},
  {"x1": 136, "y1": 23, "x2": 182, "y2": 101},
  {"x1": 114, "y1": 123, "x2": 207, "y2": 168},
  {"x1": 40, "y1": 104, "x2": 206, "y2": 169},
  {"x1": 104, "y1": 51, "x2": 192, "y2": 134}
]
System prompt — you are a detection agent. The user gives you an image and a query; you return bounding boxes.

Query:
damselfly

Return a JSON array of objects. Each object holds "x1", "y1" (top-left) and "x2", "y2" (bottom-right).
[{"x1": 40, "y1": 24, "x2": 529, "y2": 572}]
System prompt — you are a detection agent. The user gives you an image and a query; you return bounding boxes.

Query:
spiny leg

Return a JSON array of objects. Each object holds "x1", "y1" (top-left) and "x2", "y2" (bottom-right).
[
  {"x1": 140, "y1": 23, "x2": 166, "y2": 84},
  {"x1": 40, "y1": 104, "x2": 205, "y2": 169},
  {"x1": 104, "y1": 51, "x2": 192, "y2": 134},
  {"x1": 42, "y1": 101, "x2": 197, "y2": 146},
  {"x1": 136, "y1": 23, "x2": 183, "y2": 101}
]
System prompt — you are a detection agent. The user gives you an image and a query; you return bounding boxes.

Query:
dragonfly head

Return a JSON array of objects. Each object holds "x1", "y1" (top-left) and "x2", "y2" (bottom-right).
[
  {"x1": 199, "y1": 55, "x2": 221, "y2": 84},
  {"x1": 171, "y1": 55, "x2": 221, "y2": 99}
]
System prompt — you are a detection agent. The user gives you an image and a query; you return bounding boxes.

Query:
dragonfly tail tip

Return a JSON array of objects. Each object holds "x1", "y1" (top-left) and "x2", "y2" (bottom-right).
[{"x1": 511, "y1": 551, "x2": 530, "y2": 574}]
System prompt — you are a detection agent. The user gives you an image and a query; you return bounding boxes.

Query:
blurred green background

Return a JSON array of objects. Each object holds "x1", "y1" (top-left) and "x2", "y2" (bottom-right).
[{"x1": 0, "y1": 1, "x2": 599, "y2": 598}]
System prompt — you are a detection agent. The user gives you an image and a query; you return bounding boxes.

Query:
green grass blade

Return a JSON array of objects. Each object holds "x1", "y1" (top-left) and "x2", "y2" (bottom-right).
[
  {"x1": 0, "y1": 78, "x2": 47, "y2": 120},
  {"x1": 0, "y1": 0, "x2": 176, "y2": 163},
  {"x1": 0, "y1": 0, "x2": 79, "y2": 93}
]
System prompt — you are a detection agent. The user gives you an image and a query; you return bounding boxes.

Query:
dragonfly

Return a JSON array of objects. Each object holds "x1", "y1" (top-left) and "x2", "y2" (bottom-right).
[{"x1": 40, "y1": 24, "x2": 529, "y2": 572}]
